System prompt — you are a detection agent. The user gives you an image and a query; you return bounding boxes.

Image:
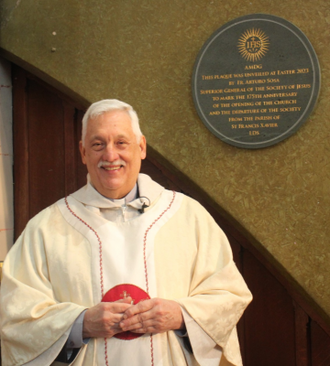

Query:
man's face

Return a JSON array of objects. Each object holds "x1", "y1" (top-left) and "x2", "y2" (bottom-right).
[{"x1": 80, "y1": 109, "x2": 146, "y2": 199}]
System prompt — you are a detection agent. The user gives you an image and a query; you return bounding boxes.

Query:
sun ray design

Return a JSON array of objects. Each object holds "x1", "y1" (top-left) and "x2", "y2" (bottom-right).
[{"x1": 238, "y1": 28, "x2": 269, "y2": 62}]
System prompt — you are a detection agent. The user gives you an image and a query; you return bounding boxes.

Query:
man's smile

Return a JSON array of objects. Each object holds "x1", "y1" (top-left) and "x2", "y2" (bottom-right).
[
  {"x1": 98, "y1": 160, "x2": 126, "y2": 172},
  {"x1": 102, "y1": 165, "x2": 122, "y2": 171}
]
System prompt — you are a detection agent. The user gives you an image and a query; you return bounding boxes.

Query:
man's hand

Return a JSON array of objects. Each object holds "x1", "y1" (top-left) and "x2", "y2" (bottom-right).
[
  {"x1": 83, "y1": 298, "x2": 132, "y2": 338},
  {"x1": 119, "y1": 298, "x2": 184, "y2": 334}
]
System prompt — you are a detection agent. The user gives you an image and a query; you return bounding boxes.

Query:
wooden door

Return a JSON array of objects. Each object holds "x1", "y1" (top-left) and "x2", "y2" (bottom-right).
[{"x1": 12, "y1": 66, "x2": 87, "y2": 238}]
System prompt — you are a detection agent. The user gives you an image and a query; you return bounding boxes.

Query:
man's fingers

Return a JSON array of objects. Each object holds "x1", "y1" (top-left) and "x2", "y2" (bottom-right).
[
  {"x1": 104, "y1": 301, "x2": 132, "y2": 313},
  {"x1": 122, "y1": 298, "x2": 156, "y2": 319},
  {"x1": 84, "y1": 297, "x2": 184, "y2": 337},
  {"x1": 120, "y1": 298, "x2": 184, "y2": 334},
  {"x1": 120, "y1": 299, "x2": 163, "y2": 331},
  {"x1": 83, "y1": 301, "x2": 133, "y2": 338},
  {"x1": 114, "y1": 296, "x2": 133, "y2": 304},
  {"x1": 120, "y1": 312, "x2": 147, "y2": 330}
]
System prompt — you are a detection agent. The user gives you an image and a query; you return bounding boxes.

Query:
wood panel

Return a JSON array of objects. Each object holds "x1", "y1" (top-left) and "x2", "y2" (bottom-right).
[
  {"x1": 294, "y1": 302, "x2": 311, "y2": 366},
  {"x1": 311, "y1": 320, "x2": 330, "y2": 366},
  {"x1": 12, "y1": 66, "x2": 87, "y2": 239},
  {"x1": 12, "y1": 67, "x2": 29, "y2": 238},
  {"x1": 27, "y1": 78, "x2": 66, "y2": 218},
  {"x1": 241, "y1": 250, "x2": 296, "y2": 365}
]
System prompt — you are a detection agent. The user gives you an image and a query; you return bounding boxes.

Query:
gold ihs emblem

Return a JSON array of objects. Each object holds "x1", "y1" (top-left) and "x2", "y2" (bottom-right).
[{"x1": 238, "y1": 28, "x2": 269, "y2": 62}]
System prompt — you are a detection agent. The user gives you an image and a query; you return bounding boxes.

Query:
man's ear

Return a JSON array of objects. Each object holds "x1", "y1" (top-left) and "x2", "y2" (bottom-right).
[
  {"x1": 139, "y1": 136, "x2": 147, "y2": 160},
  {"x1": 79, "y1": 141, "x2": 87, "y2": 165}
]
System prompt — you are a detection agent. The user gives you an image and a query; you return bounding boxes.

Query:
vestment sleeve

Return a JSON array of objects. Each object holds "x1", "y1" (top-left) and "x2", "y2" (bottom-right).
[
  {"x1": 0, "y1": 207, "x2": 87, "y2": 366},
  {"x1": 177, "y1": 201, "x2": 252, "y2": 366},
  {"x1": 154, "y1": 196, "x2": 252, "y2": 366}
]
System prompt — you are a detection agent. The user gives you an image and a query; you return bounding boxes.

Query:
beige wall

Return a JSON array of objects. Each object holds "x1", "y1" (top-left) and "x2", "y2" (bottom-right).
[{"x1": 1, "y1": 0, "x2": 330, "y2": 322}]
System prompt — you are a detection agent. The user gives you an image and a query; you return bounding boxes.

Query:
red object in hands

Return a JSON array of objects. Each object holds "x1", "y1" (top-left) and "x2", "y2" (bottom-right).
[{"x1": 102, "y1": 284, "x2": 150, "y2": 340}]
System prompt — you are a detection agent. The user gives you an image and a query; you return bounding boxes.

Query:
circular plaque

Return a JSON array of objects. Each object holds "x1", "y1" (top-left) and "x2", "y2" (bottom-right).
[{"x1": 192, "y1": 14, "x2": 321, "y2": 149}]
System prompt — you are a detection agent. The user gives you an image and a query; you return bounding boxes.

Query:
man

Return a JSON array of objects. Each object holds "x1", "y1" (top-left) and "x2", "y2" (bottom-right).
[{"x1": 0, "y1": 99, "x2": 252, "y2": 366}]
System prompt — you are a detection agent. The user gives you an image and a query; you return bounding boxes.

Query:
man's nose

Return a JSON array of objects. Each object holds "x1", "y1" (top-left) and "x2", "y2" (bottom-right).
[{"x1": 103, "y1": 144, "x2": 119, "y2": 161}]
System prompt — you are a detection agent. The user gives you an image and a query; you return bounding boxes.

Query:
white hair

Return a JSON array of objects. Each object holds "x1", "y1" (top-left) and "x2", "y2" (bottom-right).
[{"x1": 81, "y1": 99, "x2": 143, "y2": 145}]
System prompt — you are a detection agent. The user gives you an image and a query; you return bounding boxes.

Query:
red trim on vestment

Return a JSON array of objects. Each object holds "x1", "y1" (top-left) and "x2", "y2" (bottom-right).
[{"x1": 65, "y1": 191, "x2": 176, "y2": 366}]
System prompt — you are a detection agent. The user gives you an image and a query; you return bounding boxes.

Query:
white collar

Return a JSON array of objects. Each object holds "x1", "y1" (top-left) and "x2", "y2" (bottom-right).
[
  {"x1": 107, "y1": 184, "x2": 138, "y2": 207},
  {"x1": 70, "y1": 173, "x2": 164, "y2": 212}
]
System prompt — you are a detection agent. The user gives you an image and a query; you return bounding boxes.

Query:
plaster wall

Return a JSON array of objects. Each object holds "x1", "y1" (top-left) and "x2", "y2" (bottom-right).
[{"x1": 0, "y1": 0, "x2": 329, "y2": 320}]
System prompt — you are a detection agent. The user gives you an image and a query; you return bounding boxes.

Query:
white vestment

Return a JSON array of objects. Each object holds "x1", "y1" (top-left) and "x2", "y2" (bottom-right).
[{"x1": 0, "y1": 174, "x2": 252, "y2": 366}]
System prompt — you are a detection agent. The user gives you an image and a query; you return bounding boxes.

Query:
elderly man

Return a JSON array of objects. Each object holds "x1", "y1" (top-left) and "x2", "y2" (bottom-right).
[{"x1": 0, "y1": 99, "x2": 252, "y2": 366}]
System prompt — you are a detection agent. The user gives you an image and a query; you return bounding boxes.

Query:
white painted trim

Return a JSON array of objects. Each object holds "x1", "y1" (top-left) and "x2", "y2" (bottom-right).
[{"x1": 0, "y1": 57, "x2": 13, "y2": 260}]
